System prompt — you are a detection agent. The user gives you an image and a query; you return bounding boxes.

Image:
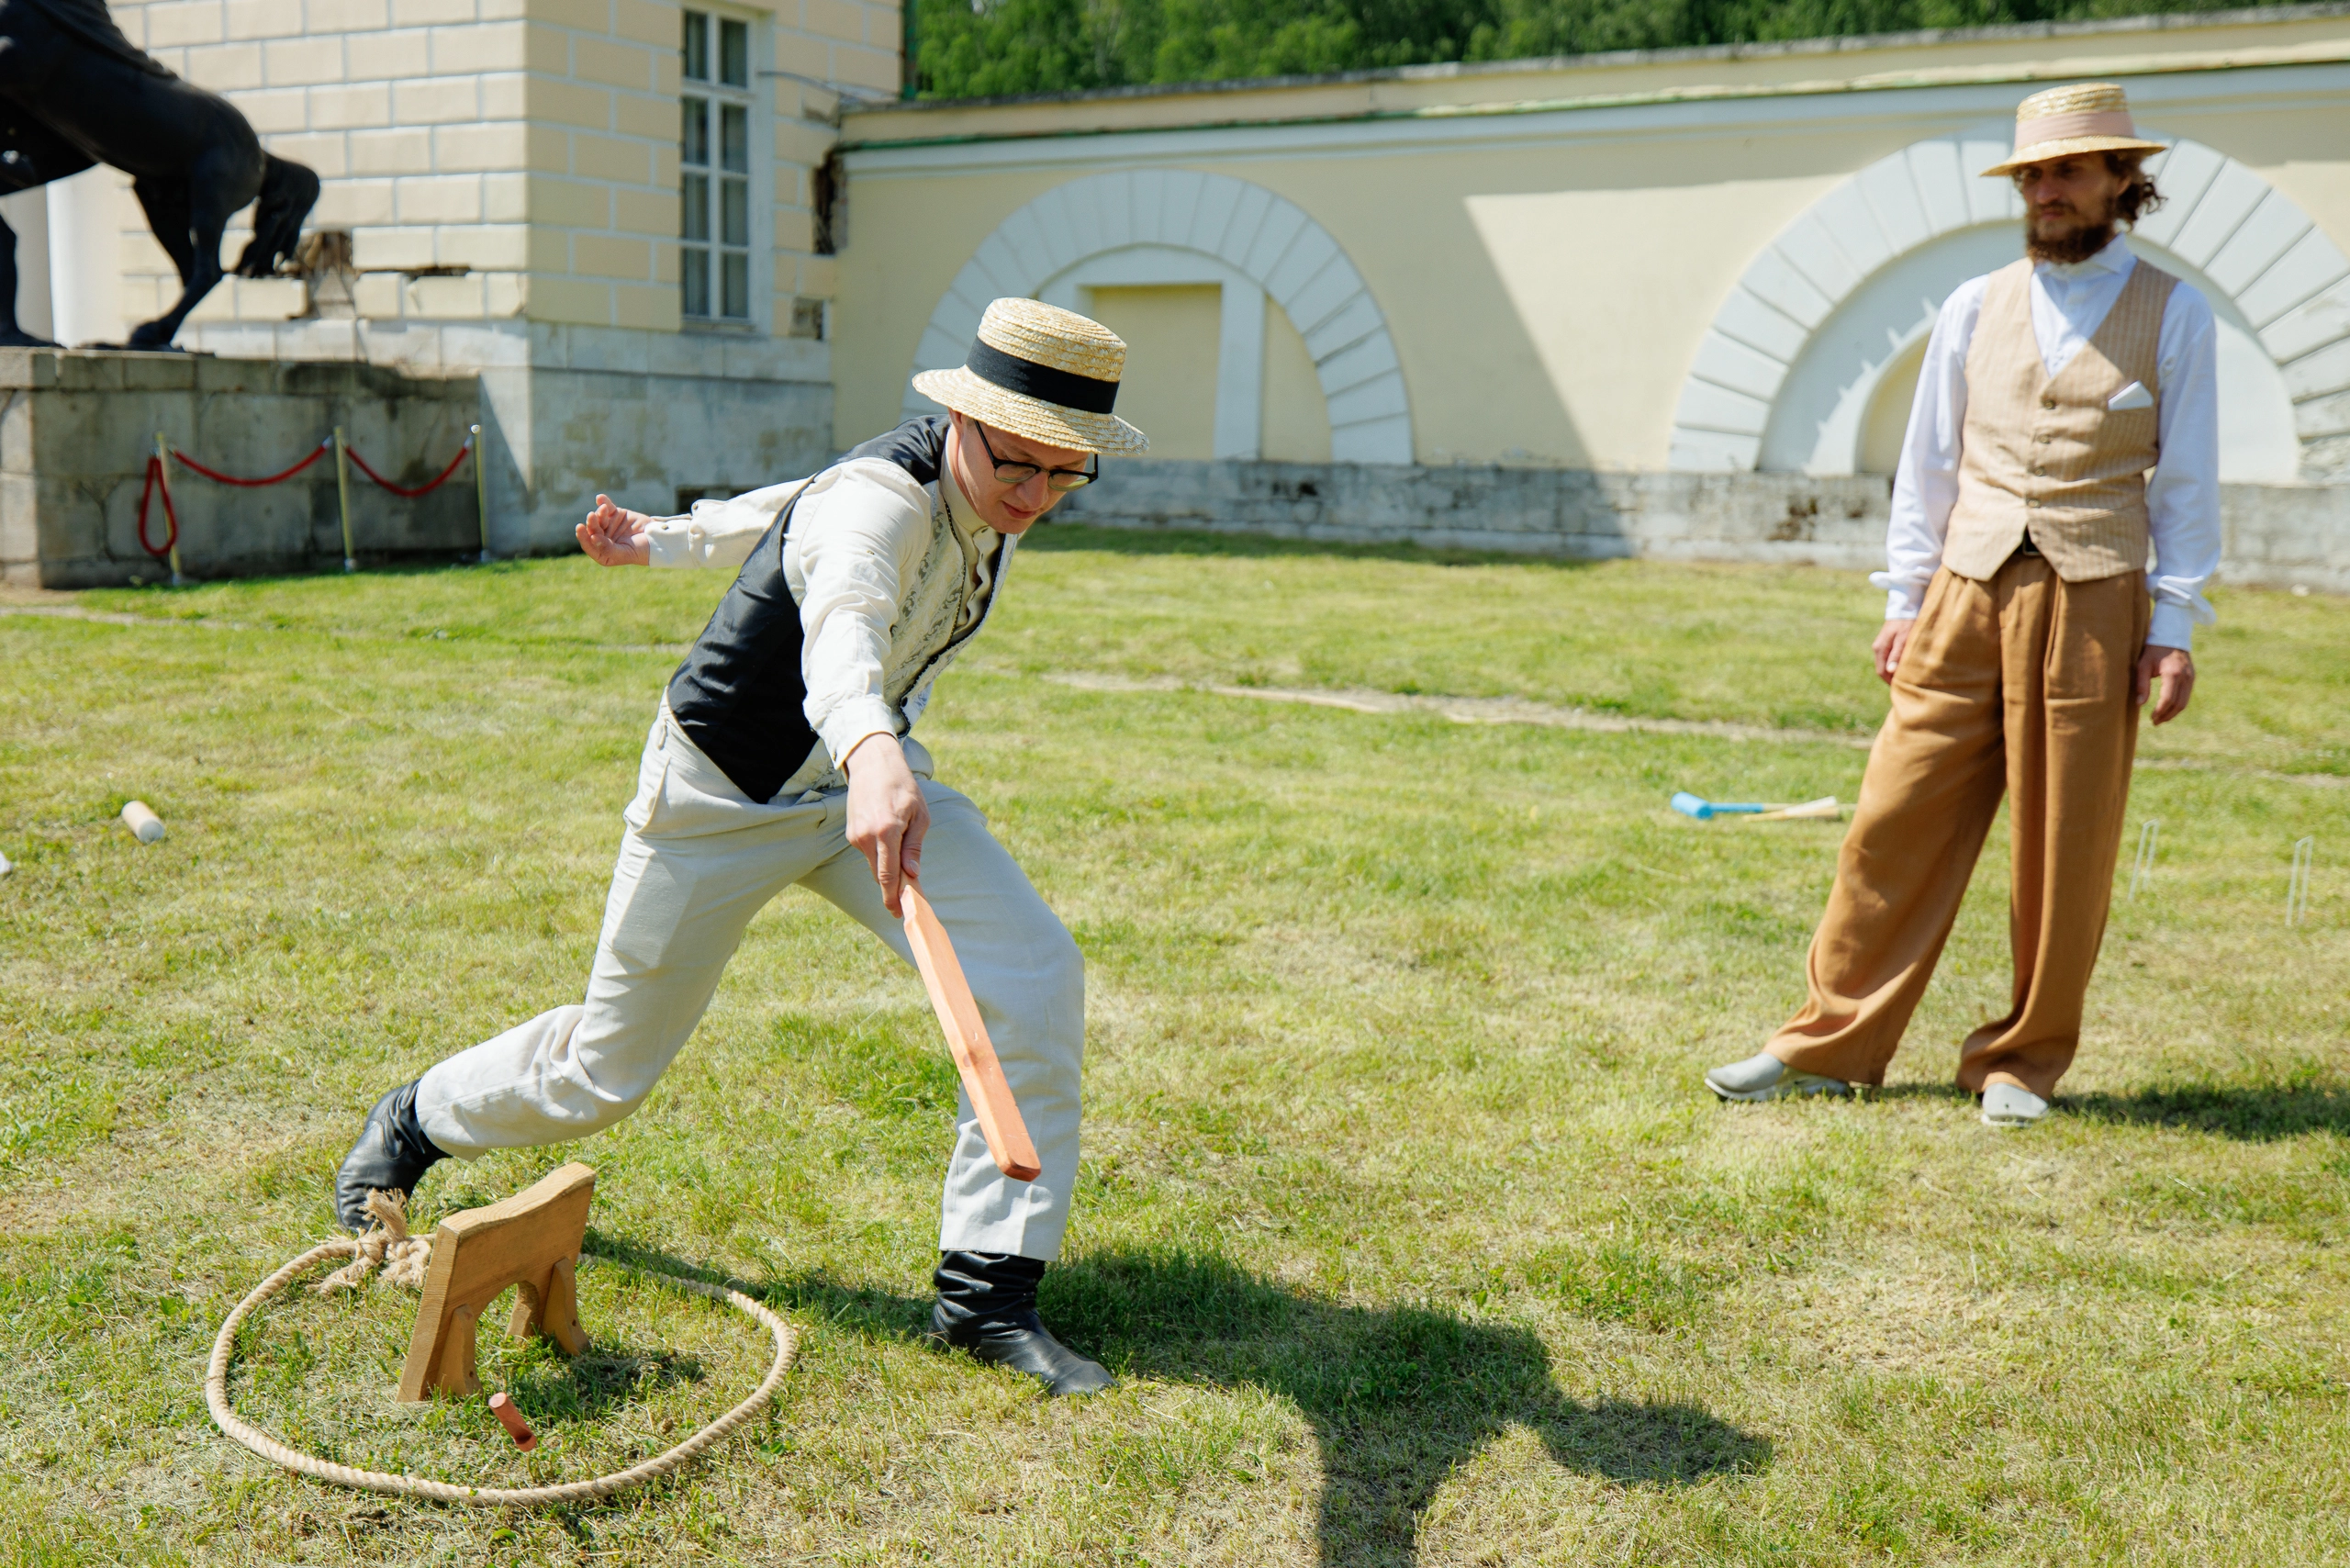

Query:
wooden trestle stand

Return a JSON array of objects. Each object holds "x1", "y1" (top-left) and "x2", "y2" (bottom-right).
[{"x1": 397, "y1": 1162, "x2": 596, "y2": 1402}]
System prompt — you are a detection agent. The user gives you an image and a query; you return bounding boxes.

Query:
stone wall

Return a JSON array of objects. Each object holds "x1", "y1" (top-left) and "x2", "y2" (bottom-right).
[
  {"x1": 1057, "y1": 460, "x2": 2350, "y2": 592},
  {"x1": 105, "y1": 0, "x2": 890, "y2": 340},
  {"x1": 0, "y1": 350, "x2": 485, "y2": 588},
  {"x1": 180, "y1": 318, "x2": 834, "y2": 551}
]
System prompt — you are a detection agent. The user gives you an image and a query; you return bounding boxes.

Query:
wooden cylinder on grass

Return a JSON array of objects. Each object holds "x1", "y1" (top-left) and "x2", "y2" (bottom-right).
[
  {"x1": 121, "y1": 801, "x2": 164, "y2": 844},
  {"x1": 487, "y1": 1392, "x2": 537, "y2": 1450}
]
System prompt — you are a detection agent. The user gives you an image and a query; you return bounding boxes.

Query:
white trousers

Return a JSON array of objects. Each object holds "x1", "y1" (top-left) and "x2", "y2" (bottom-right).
[{"x1": 414, "y1": 709, "x2": 1084, "y2": 1260}]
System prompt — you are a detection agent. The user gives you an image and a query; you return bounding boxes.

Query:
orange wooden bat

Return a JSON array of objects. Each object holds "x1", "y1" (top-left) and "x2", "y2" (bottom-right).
[{"x1": 901, "y1": 881, "x2": 1043, "y2": 1182}]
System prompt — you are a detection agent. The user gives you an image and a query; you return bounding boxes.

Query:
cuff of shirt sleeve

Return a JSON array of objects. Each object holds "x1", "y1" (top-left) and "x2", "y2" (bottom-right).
[
  {"x1": 2147, "y1": 602, "x2": 2195, "y2": 652},
  {"x1": 1867, "y1": 571, "x2": 1928, "y2": 622},
  {"x1": 643, "y1": 518, "x2": 696, "y2": 568},
  {"x1": 821, "y1": 703, "x2": 900, "y2": 767}
]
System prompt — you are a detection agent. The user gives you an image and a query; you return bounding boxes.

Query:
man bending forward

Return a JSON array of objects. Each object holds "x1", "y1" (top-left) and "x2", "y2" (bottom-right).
[{"x1": 332, "y1": 299, "x2": 1149, "y2": 1394}]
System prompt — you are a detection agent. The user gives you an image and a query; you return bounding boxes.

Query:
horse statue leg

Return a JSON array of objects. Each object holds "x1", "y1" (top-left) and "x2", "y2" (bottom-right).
[
  {"x1": 128, "y1": 142, "x2": 260, "y2": 352},
  {"x1": 236, "y1": 155, "x2": 318, "y2": 282},
  {"x1": 127, "y1": 148, "x2": 314, "y2": 351},
  {"x1": 0, "y1": 111, "x2": 96, "y2": 347},
  {"x1": 0, "y1": 209, "x2": 50, "y2": 346}
]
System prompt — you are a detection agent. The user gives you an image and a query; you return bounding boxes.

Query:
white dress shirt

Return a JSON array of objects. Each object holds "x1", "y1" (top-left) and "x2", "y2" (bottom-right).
[
  {"x1": 645, "y1": 460, "x2": 1004, "y2": 777},
  {"x1": 1874, "y1": 236, "x2": 2221, "y2": 650}
]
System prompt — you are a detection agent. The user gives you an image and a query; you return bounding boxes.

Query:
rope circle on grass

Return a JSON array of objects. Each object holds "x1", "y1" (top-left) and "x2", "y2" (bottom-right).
[{"x1": 206, "y1": 1229, "x2": 799, "y2": 1506}]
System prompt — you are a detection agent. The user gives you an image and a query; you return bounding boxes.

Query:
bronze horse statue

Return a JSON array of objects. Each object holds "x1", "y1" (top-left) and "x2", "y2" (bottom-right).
[{"x1": 0, "y1": 0, "x2": 317, "y2": 348}]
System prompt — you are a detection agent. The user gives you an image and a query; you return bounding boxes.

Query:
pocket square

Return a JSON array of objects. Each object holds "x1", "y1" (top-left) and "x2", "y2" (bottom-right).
[{"x1": 2108, "y1": 380, "x2": 2154, "y2": 410}]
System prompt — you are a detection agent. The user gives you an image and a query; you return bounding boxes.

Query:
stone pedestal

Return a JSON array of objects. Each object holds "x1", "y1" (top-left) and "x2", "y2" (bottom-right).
[{"x1": 0, "y1": 349, "x2": 485, "y2": 588}]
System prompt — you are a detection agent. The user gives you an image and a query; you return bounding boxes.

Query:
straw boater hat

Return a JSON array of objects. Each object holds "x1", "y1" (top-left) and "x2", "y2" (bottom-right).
[
  {"x1": 912, "y1": 298, "x2": 1150, "y2": 455},
  {"x1": 1981, "y1": 83, "x2": 2166, "y2": 178}
]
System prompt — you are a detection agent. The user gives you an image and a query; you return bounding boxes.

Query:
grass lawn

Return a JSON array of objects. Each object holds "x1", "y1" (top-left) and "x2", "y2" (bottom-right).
[{"x1": 2, "y1": 527, "x2": 2346, "y2": 1566}]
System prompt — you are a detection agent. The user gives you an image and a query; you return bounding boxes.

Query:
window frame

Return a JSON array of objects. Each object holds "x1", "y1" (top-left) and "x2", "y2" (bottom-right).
[{"x1": 679, "y1": 6, "x2": 769, "y2": 335}]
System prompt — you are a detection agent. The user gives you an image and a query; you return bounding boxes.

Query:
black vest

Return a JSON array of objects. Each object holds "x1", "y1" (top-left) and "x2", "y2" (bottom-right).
[{"x1": 666, "y1": 418, "x2": 949, "y2": 804}]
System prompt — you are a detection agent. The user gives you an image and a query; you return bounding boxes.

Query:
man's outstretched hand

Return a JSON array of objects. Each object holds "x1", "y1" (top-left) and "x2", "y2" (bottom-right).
[
  {"x1": 2135, "y1": 644, "x2": 2195, "y2": 724},
  {"x1": 1873, "y1": 619, "x2": 1916, "y2": 685},
  {"x1": 845, "y1": 734, "x2": 927, "y2": 917},
  {"x1": 577, "y1": 494, "x2": 652, "y2": 566}
]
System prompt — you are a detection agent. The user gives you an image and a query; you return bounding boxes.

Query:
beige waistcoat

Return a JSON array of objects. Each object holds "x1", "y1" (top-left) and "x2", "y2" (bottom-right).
[{"x1": 1942, "y1": 256, "x2": 2176, "y2": 583}]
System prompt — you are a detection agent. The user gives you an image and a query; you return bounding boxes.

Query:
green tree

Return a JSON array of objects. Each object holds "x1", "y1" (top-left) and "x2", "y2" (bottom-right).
[{"x1": 912, "y1": 0, "x2": 2249, "y2": 99}]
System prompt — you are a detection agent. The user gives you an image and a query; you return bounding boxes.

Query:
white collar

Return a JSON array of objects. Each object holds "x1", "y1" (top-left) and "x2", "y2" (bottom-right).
[
  {"x1": 938, "y1": 466, "x2": 993, "y2": 543},
  {"x1": 2038, "y1": 234, "x2": 2136, "y2": 283}
]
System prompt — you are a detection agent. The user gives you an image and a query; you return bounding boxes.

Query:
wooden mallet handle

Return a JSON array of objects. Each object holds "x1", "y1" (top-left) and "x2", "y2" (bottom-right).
[{"x1": 901, "y1": 881, "x2": 1043, "y2": 1182}]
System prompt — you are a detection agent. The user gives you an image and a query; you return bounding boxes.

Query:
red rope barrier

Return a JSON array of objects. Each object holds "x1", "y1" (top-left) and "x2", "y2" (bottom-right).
[
  {"x1": 136, "y1": 454, "x2": 178, "y2": 560},
  {"x1": 138, "y1": 432, "x2": 473, "y2": 575},
  {"x1": 345, "y1": 437, "x2": 473, "y2": 498},
  {"x1": 169, "y1": 438, "x2": 331, "y2": 487}
]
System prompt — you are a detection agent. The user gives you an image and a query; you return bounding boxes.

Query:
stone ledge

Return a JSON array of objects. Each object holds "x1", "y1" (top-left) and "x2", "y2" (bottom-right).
[
  {"x1": 177, "y1": 318, "x2": 833, "y2": 384},
  {"x1": 1057, "y1": 459, "x2": 2350, "y2": 592}
]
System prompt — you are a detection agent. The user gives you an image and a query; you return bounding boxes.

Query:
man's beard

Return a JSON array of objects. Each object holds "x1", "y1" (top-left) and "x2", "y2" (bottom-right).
[{"x1": 2027, "y1": 204, "x2": 2117, "y2": 265}]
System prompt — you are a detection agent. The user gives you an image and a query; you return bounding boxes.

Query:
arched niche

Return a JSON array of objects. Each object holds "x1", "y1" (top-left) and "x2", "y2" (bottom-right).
[
  {"x1": 903, "y1": 171, "x2": 1412, "y2": 464},
  {"x1": 1673, "y1": 130, "x2": 2349, "y2": 483}
]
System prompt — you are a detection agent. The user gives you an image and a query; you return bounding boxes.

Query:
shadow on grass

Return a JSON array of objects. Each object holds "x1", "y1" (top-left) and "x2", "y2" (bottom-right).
[
  {"x1": 505, "y1": 1341, "x2": 709, "y2": 1422},
  {"x1": 766, "y1": 1247, "x2": 1768, "y2": 1567},
  {"x1": 1022, "y1": 520, "x2": 1609, "y2": 572},
  {"x1": 2063, "y1": 1083, "x2": 2350, "y2": 1141},
  {"x1": 1876, "y1": 1080, "x2": 2350, "y2": 1140}
]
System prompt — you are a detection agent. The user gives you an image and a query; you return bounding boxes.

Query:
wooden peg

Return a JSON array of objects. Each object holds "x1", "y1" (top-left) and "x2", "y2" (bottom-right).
[
  {"x1": 397, "y1": 1163, "x2": 596, "y2": 1403},
  {"x1": 487, "y1": 1392, "x2": 538, "y2": 1450}
]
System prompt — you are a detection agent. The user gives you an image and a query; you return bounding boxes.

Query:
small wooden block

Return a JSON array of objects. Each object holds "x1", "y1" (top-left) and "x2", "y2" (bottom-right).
[{"x1": 397, "y1": 1163, "x2": 595, "y2": 1403}]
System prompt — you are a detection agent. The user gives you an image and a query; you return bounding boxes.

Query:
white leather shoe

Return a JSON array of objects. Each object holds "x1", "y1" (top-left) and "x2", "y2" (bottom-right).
[
  {"x1": 1980, "y1": 1082, "x2": 2049, "y2": 1126},
  {"x1": 1704, "y1": 1051, "x2": 1852, "y2": 1102}
]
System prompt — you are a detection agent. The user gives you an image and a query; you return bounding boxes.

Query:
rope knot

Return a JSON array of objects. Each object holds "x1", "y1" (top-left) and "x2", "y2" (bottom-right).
[{"x1": 313, "y1": 1190, "x2": 434, "y2": 1294}]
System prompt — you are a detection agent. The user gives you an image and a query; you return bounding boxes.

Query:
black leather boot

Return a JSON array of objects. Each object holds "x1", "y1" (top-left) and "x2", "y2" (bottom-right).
[
  {"x1": 929, "y1": 1250, "x2": 1113, "y2": 1396},
  {"x1": 331, "y1": 1081, "x2": 448, "y2": 1234}
]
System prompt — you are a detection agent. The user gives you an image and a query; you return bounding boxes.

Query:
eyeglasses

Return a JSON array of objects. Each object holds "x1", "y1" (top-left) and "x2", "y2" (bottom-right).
[{"x1": 976, "y1": 422, "x2": 1098, "y2": 491}]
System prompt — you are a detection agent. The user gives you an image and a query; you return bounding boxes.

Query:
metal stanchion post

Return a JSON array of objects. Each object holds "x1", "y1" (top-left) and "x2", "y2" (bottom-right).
[
  {"x1": 154, "y1": 432, "x2": 186, "y2": 587},
  {"x1": 471, "y1": 422, "x2": 492, "y2": 563},
  {"x1": 332, "y1": 424, "x2": 356, "y2": 573}
]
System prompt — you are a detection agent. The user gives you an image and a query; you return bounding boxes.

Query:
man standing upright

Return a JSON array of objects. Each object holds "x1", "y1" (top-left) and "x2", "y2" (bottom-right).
[
  {"x1": 333, "y1": 299, "x2": 1148, "y2": 1394},
  {"x1": 1705, "y1": 84, "x2": 2218, "y2": 1126}
]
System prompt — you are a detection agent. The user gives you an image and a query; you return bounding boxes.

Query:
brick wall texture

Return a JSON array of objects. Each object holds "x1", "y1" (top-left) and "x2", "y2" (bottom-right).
[{"x1": 106, "y1": 0, "x2": 890, "y2": 332}]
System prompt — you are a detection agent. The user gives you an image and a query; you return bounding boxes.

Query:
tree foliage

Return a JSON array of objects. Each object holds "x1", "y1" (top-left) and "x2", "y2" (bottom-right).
[{"x1": 911, "y1": 0, "x2": 2245, "y2": 99}]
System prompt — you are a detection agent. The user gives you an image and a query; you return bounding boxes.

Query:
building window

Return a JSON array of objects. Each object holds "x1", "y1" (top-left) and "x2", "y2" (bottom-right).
[{"x1": 682, "y1": 9, "x2": 755, "y2": 323}]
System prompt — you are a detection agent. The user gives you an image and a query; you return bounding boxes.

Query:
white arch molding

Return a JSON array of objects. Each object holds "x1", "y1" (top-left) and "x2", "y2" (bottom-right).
[
  {"x1": 903, "y1": 171, "x2": 1413, "y2": 464},
  {"x1": 1671, "y1": 131, "x2": 2350, "y2": 482}
]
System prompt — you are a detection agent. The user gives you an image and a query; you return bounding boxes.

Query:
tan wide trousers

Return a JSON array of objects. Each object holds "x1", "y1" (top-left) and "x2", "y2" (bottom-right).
[{"x1": 1765, "y1": 556, "x2": 2149, "y2": 1099}]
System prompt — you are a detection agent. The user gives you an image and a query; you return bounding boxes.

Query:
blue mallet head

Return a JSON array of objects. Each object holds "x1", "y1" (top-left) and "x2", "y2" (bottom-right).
[{"x1": 1671, "y1": 791, "x2": 1714, "y2": 819}]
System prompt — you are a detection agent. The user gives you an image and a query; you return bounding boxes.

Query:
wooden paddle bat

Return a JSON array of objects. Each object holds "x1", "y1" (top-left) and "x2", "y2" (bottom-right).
[{"x1": 901, "y1": 881, "x2": 1043, "y2": 1182}]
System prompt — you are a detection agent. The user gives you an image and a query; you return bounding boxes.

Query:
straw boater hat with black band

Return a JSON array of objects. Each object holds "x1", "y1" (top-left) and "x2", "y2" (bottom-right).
[
  {"x1": 914, "y1": 298, "x2": 1151, "y2": 455},
  {"x1": 1981, "y1": 83, "x2": 2166, "y2": 178}
]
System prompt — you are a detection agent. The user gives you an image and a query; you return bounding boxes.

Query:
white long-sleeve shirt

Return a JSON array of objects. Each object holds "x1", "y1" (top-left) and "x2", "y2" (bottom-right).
[
  {"x1": 646, "y1": 460, "x2": 1003, "y2": 781},
  {"x1": 1874, "y1": 236, "x2": 2221, "y2": 650}
]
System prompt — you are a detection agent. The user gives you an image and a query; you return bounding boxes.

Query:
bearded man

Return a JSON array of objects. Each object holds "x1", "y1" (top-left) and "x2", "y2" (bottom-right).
[
  {"x1": 1705, "y1": 84, "x2": 2219, "y2": 1127},
  {"x1": 332, "y1": 299, "x2": 1148, "y2": 1394}
]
